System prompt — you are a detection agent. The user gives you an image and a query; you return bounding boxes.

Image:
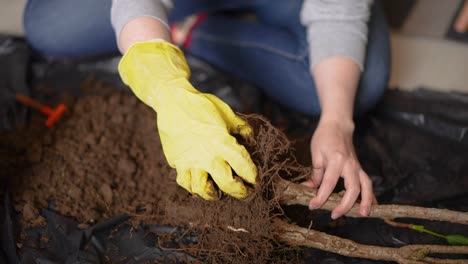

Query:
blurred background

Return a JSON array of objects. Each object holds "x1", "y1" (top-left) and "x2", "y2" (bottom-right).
[{"x1": 3, "y1": 0, "x2": 467, "y2": 93}]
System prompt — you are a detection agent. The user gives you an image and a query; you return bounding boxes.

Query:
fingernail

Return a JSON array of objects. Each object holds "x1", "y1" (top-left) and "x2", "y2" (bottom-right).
[
  {"x1": 309, "y1": 203, "x2": 318, "y2": 210},
  {"x1": 331, "y1": 212, "x2": 340, "y2": 220},
  {"x1": 361, "y1": 208, "x2": 369, "y2": 217}
]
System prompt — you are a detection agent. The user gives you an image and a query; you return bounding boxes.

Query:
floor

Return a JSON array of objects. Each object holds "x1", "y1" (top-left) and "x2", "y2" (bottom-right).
[
  {"x1": 390, "y1": 0, "x2": 468, "y2": 92},
  {"x1": 0, "y1": 0, "x2": 25, "y2": 36},
  {"x1": 1, "y1": 0, "x2": 467, "y2": 93},
  {"x1": 390, "y1": 33, "x2": 468, "y2": 92}
]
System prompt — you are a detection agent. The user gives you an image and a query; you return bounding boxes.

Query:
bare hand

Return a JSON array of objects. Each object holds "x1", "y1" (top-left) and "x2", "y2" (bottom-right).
[{"x1": 303, "y1": 118, "x2": 373, "y2": 219}]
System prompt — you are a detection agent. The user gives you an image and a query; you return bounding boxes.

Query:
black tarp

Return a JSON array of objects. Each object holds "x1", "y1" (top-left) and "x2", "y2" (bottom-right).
[{"x1": 0, "y1": 36, "x2": 30, "y2": 130}]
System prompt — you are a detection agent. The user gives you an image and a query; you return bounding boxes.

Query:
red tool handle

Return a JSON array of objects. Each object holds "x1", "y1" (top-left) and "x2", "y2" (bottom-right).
[
  {"x1": 16, "y1": 94, "x2": 53, "y2": 115},
  {"x1": 15, "y1": 94, "x2": 67, "y2": 127}
]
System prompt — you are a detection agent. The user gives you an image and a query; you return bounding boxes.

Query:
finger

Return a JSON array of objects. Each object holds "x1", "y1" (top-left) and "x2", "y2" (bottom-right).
[
  {"x1": 204, "y1": 94, "x2": 252, "y2": 138},
  {"x1": 301, "y1": 180, "x2": 317, "y2": 188},
  {"x1": 455, "y1": 2, "x2": 468, "y2": 32},
  {"x1": 372, "y1": 195, "x2": 379, "y2": 205},
  {"x1": 231, "y1": 114, "x2": 252, "y2": 138},
  {"x1": 190, "y1": 168, "x2": 219, "y2": 200},
  {"x1": 176, "y1": 167, "x2": 192, "y2": 193},
  {"x1": 358, "y1": 170, "x2": 374, "y2": 217},
  {"x1": 208, "y1": 158, "x2": 249, "y2": 199},
  {"x1": 331, "y1": 163, "x2": 360, "y2": 219},
  {"x1": 309, "y1": 158, "x2": 343, "y2": 210},
  {"x1": 222, "y1": 137, "x2": 257, "y2": 185},
  {"x1": 311, "y1": 153, "x2": 325, "y2": 187}
]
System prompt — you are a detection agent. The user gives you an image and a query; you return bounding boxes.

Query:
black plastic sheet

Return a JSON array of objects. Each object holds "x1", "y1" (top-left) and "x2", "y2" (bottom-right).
[
  {"x1": 0, "y1": 193, "x2": 19, "y2": 264},
  {"x1": 10, "y1": 207, "x2": 195, "y2": 264},
  {"x1": 380, "y1": 89, "x2": 468, "y2": 145},
  {"x1": 0, "y1": 36, "x2": 30, "y2": 130}
]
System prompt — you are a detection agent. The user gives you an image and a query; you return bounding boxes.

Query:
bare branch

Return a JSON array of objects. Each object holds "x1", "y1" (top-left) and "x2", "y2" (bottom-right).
[
  {"x1": 272, "y1": 218, "x2": 468, "y2": 264},
  {"x1": 276, "y1": 179, "x2": 468, "y2": 225}
]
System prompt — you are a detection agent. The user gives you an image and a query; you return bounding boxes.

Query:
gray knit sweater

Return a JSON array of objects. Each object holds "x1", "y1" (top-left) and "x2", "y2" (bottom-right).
[{"x1": 111, "y1": 0, "x2": 373, "y2": 70}]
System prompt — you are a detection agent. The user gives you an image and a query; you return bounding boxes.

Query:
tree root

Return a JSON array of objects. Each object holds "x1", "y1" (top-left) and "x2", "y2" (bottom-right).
[
  {"x1": 276, "y1": 178, "x2": 468, "y2": 225},
  {"x1": 273, "y1": 178, "x2": 468, "y2": 263},
  {"x1": 272, "y1": 218, "x2": 468, "y2": 264}
]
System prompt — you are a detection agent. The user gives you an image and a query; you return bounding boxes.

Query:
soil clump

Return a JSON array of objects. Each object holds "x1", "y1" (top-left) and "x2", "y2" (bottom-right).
[{"x1": 0, "y1": 82, "x2": 306, "y2": 263}]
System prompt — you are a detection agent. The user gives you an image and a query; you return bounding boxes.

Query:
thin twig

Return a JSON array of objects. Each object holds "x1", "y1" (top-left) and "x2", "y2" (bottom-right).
[
  {"x1": 385, "y1": 219, "x2": 411, "y2": 228},
  {"x1": 226, "y1": 226, "x2": 250, "y2": 233}
]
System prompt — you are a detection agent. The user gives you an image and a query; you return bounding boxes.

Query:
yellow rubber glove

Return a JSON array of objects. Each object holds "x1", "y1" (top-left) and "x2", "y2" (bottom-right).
[{"x1": 118, "y1": 40, "x2": 257, "y2": 200}]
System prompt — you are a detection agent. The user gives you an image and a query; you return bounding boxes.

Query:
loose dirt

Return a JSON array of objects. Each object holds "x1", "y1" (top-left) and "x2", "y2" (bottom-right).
[{"x1": 0, "y1": 81, "x2": 307, "y2": 263}]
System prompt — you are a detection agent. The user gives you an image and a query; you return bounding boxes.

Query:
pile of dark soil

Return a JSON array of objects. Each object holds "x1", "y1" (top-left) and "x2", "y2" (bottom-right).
[{"x1": 0, "y1": 81, "x2": 306, "y2": 263}]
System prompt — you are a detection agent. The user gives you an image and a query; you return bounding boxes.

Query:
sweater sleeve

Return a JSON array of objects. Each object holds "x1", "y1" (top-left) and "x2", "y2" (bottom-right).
[
  {"x1": 111, "y1": 0, "x2": 174, "y2": 41},
  {"x1": 300, "y1": 0, "x2": 373, "y2": 71}
]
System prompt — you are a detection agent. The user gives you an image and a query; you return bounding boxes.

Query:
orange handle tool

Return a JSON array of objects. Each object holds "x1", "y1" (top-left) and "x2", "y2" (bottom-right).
[{"x1": 15, "y1": 94, "x2": 67, "y2": 127}]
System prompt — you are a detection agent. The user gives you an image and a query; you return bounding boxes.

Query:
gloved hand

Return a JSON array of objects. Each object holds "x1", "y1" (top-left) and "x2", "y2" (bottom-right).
[{"x1": 118, "y1": 40, "x2": 257, "y2": 200}]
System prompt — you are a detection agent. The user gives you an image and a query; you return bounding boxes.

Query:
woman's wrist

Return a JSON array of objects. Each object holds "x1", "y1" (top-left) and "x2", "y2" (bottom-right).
[
  {"x1": 319, "y1": 112, "x2": 355, "y2": 133},
  {"x1": 119, "y1": 16, "x2": 171, "y2": 53},
  {"x1": 312, "y1": 56, "x2": 360, "y2": 131}
]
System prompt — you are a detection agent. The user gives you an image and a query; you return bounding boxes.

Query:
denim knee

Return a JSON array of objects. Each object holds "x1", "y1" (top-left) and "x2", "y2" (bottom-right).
[
  {"x1": 23, "y1": 0, "x2": 117, "y2": 57},
  {"x1": 23, "y1": 2, "x2": 52, "y2": 56},
  {"x1": 354, "y1": 0, "x2": 390, "y2": 115},
  {"x1": 23, "y1": 0, "x2": 76, "y2": 57}
]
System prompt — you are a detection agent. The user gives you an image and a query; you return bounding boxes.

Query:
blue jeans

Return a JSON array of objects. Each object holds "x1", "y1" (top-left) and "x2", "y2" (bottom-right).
[{"x1": 24, "y1": 0, "x2": 390, "y2": 116}]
